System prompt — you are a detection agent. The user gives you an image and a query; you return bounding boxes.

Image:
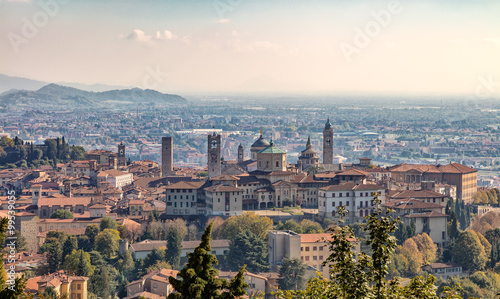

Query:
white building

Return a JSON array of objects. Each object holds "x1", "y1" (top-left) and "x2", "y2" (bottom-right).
[
  {"x1": 318, "y1": 183, "x2": 386, "y2": 224},
  {"x1": 165, "y1": 181, "x2": 205, "y2": 216},
  {"x1": 204, "y1": 184, "x2": 244, "y2": 216},
  {"x1": 97, "y1": 169, "x2": 133, "y2": 189}
]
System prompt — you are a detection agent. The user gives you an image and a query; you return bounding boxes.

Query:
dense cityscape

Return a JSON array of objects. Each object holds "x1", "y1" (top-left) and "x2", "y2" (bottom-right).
[{"x1": 2, "y1": 0, "x2": 500, "y2": 298}]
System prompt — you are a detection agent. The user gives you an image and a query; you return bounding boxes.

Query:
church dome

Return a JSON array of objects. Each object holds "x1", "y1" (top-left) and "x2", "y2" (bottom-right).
[{"x1": 251, "y1": 134, "x2": 271, "y2": 149}]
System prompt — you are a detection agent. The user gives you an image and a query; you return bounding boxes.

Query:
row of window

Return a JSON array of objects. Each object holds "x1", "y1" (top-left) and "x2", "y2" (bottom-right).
[
  {"x1": 168, "y1": 189, "x2": 194, "y2": 193},
  {"x1": 172, "y1": 202, "x2": 196, "y2": 208},
  {"x1": 331, "y1": 210, "x2": 373, "y2": 217},
  {"x1": 329, "y1": 191, "x2": 381, "y2": 198},
  {"x1": 168, "y1": 195, "x2": 196, "y2": 201},
  {"x1": 172, "y1": 209, "x2": 191, "y2": 214},
  {"x1": 301, "y1": 255, "x2": 323, "y2": 261},
  {"x1": 301, "y1": 246, "x2": 324, "y2": 252},
  {"x1": 330, "y1": 200, "x2": 374, "y2": 207}
]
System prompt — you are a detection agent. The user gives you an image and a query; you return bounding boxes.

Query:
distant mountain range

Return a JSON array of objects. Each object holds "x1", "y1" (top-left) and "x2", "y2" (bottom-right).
[{"x1": 0, "y1": 74, "x2": 187, "y2": 108}]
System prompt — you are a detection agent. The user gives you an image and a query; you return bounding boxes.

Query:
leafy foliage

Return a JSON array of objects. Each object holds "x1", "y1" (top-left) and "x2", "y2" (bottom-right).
[
  {"x1": 49, "y1": 209, "x2": 74, "y2": 219},
  {"x1": 221, "y1": 212, "x2": 273, "y2": 240},
  {"x1": 226, "y1": 230, "x2": 269, "y2": 273}
]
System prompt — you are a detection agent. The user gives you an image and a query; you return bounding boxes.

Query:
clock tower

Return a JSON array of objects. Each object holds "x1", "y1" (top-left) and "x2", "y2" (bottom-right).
[
  {"x1": 323, "y1": 118, "x2": 334, "y2": 164},
  {"x1": 207, "y1": 133, "x2": 221, "y2": 178},
  {"x1": 117, "y1": 142, "x2": 126, "y2": 167}
]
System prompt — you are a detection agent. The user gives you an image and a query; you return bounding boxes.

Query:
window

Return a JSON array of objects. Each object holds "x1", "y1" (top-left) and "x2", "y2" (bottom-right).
[
  {"x1": 332, "y1": 193, "x2": 335, "y2": 198},
  {"x1": 305, "y1": 256, "x2": 310, "y2": 261},
  {"x1": 365, "y1": 201, "x2": 368, "y2": 207},
  {"x1": 360, "y1": 192, "x2": 363, "y2": 197},
  {"x1": 360, "y1": 201, "x2": 363, "y2": 208},
  {"x1": 332, "y1": 202, "x2": 335, "y2": 207},
  {"x1": 346, "y1": 192, "x2": 349, "y2": 196},
  {"x1": 77, "y1": 284, "x2": 81, "y2": 290},
  {"x1": 154, "y1": 283, "x2": 157, "y2": 288},
  {"x1": 301, "y1": 256, "x2": 304, "y2": 261},
  {"x1": 305, "y1": 247, "x2": 310, "y2": 251},
  {"x1": 365, "y1": 192, "x2": 368, "y2": 196},
  {"x1": 442, "y1": 231, "x2": 446, "y2": 240},
  {"x1": 313, "y1": 246, "x2": 317, "y2": 251},
  {"x1": 180, "y1": 195, "x2": 183, "y2": 200},
  {"x1": 339, "y1": 193, "x2": 342, "y2": 197},
  {"x1": 359, "y1": 211, "x2": 363, "y2": 217},
  {"x1": 301, "y1": 247, "x2": 303, "y2": 251},
  {"x1": 346, "y1": 201, "x2": 349, "y2": 206},
  {"x1": 332, "y1": 211, "x2": 335, "y2": 217},
  {"x1": 339, "y1": 201, "x2": 342, "y2": 206},
  {"x1": 319, "y1": 246, "x2": 323, "y2": 251},
  {"x1": 276, "y1": 161, "x2": 279, "y2": 167},
  {"x1": 313, "y1": 256, "x2": 317, "y2": 261}
]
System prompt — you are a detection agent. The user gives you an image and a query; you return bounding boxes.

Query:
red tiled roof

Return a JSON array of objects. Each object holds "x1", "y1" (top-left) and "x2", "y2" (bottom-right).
[
  {"x1": 404, "y1": 211, "x2": 448, "y2": 218},
  {"x1": 204, "y1": 185, "x2": 242, "y2": 193},
  {"x1": 165, "y1": 181, "x2": 205, "y2": 189}
]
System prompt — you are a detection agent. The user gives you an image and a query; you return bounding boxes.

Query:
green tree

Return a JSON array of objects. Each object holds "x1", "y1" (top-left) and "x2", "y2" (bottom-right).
[
  {"x1": 278, "y1": 256, "x2": 306, "y2": 291},
  {"x1": 46, "y1": 239, "x2": 63, "y2": 273},
  {"x1": 117, "y1": 249, "x2": 135, "y2": 274},
  {"x1": 166, "y1": 229, "x2": 182, "y2": 269},
  {"x1": 222, "y1": 212, "x2": 273, "y2": 240},
  {"x1": 300, "y1": 219, "x2": 323, "y2": 234},
  {"x1": 95, "y1": 229, "x2": 120, "y2": 259},
  {"x1": 451, "y1": 230, "x2": 487, "y2": 272},
  {"x1": 50, "y1": 209, "x2": 74, "y2": 219},
  {"x1": 226, "y1": 230, "x2": 269, "y2": 273},
  {"x1": 100, "y1": 216, "x2": 118, "y2": 231},
  {"x1": 275, "y1": 220, "x2": 303, "y2": 234},
  {"x1": 70, "y1": 145, "x2": 86, "y2": 160},
  {"x1": 62, "y1": 235, "x2": 78, "y2": 263},
  {"x1": 43, "y1": 286, "x2": 58, "y2": 298},
  {"x1": 167, "y1": 222, "x2": 248, "y2": 299},
  {"x1": 62, "y1": 249, "x2": 95, "y2": 277}
]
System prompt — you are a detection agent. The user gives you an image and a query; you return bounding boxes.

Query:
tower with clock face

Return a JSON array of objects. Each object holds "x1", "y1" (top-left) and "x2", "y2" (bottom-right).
[
  {"x1": 162, "y1": 137, "x2": 173, "y2": 176},
  {"x1": 117, "y1": 142, "x2": 126, "y2": 167},
  {"x1": 207, "y1": 133, "x2": 221, "y2": 178},
  {"x1": 323, "y1": 118, "x2": 334, "y2": 164}
]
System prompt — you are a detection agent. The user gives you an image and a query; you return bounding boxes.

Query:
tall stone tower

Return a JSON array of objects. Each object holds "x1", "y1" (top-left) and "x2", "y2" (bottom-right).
[
  {"x1": 117, "y1": 142, "x2": 126, "y2": 166},
  {"x1": 162, "y1": 137, "x2": 173, "y2": 176},
  {"x1": 323, "y1": 118, "x2": 334, "y2": 164},
  {"x1": 207, "y1": 133, "x2": 221, "y2": 178},
  {"x1": 237, "y1": 144, "x2": 244, "y2": 163}
]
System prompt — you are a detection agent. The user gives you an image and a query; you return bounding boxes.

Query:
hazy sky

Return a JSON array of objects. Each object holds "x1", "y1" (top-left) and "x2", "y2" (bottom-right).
[{"x1": 1, "y1": 0, "x2": 499, "y2": 96}]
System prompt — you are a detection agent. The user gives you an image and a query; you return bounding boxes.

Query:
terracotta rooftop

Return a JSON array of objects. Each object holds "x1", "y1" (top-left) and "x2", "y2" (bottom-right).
[{"x1": 204, "y1": 184, "x2": 242, "y2": 193}]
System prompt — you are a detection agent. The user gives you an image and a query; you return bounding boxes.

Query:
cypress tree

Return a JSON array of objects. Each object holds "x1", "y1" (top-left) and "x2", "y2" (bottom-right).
[{"x1": 168, "y1": 222, "x2": 248, "y2": 299}]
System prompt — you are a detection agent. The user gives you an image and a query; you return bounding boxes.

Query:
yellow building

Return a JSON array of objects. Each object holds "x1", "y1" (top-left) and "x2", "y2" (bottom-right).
[{"x1": 29, "y1": 271, "x2": 88, "y2": 299}]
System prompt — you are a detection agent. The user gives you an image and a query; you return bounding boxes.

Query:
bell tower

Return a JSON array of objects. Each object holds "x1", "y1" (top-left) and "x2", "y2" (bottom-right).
[
  {"x1": 117, "y1": 142, "x2": 126, "y2": 166},
  {"x1": 323, "y1": 118, "x2": 334, "y2": 164},
  {"x1": 207, "y1": 133, "x2": 221, "y2": 178},
  {"x1": 162, "y1": 137, "x2": 173, "y2": 176},
  {"x1": 237, "y1": 144, "x2": 244, "y2": 163}
]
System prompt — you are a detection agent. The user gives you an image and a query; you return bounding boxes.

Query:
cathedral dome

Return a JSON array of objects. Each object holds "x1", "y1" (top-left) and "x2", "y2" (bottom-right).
[{"x1": 251, "y1": 134, "x2": 271, "y2": 149}]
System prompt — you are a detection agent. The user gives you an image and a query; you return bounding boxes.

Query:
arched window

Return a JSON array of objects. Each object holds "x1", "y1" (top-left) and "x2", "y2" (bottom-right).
[{"x1": 332, "y1": 211, "x2": 335, "y2": 217}]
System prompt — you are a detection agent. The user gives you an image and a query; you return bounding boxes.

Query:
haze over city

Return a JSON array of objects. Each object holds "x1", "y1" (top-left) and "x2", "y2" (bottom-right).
[{"x1": 1, "y1": 0, "x2": 500, "y2": 95}]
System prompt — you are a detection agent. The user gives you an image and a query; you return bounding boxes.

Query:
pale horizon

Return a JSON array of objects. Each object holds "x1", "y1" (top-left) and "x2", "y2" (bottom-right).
[{"x1": 1, "y1": 0, "x2": 500, "y2": 97}]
